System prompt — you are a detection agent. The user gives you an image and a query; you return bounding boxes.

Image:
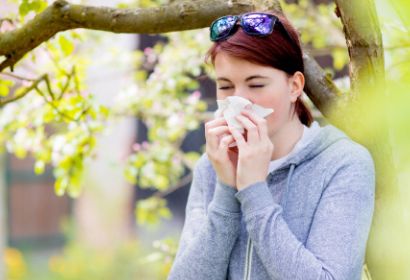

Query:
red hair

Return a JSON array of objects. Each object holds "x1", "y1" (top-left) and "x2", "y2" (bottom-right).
[{"x1": 205, "y1": 12, "x2": 313, "y2": 126}]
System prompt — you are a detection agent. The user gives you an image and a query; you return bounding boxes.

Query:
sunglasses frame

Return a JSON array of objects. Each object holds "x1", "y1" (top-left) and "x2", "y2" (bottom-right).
[{"x1": 210, "y1": 12, "x2": 290, "y2": 43}]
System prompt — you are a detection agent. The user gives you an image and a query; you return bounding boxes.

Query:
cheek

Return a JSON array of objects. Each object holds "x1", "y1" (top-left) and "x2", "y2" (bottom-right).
[
  {"x1": 262, "y1": 93, "x2": 292, "y2": 131},
  {"x1": 216, "y1": 91, "x2": 224, "y2": 100},
  {"x1": 257, "y1": 92, "x2": 289, "y2": 118}
]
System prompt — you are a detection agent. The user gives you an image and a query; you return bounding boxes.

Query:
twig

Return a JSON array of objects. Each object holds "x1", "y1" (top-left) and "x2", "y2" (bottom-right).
[
  {"x1": 0, "y1": 74, "x2": 46, "y2": 107},
  {"x1": 43, "y1": 74, "x2": 56, "y2": 100},
  {"x1": 34, "y1": 86, "x2": 76, "y2": 122},
  {"x1": 0, "y1": 72, "x2": 37, "y2": 81},
  {"x1": 59, "y1": 67, "x2": 75, "y2": 99}
]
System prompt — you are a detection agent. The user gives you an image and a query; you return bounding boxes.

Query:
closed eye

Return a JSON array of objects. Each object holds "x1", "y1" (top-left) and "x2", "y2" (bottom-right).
[
  {"x1": 218, "y1": 86, "x2": 233, "y2": 90},
  {"x1": 249, "y1": 85, "x2": 265, "y2": 88}
]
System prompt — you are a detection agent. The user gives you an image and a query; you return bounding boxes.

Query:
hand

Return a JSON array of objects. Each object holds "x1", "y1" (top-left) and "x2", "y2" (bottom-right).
[
  {"x1": 205, "y1": 117, "x2": 238, "y2": 187},
  {"x1": 229, "y1": 109, "x2": 274, "y2": 190}
]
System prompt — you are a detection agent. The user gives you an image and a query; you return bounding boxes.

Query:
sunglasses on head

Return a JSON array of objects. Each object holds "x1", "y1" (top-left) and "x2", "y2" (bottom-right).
[{"x1": 210, "y1": 12, "x2": 291, "y2": 42}]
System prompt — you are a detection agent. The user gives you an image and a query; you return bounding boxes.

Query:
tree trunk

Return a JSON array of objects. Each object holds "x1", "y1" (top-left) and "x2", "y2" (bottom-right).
[{"x1": 335, "y1": 1, "x2": 405, "y2": 278}]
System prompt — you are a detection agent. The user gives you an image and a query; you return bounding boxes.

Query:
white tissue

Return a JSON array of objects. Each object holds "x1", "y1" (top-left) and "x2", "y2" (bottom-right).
[{"x1": 214, "y1": 96, "x2": 274, "y2": 147}]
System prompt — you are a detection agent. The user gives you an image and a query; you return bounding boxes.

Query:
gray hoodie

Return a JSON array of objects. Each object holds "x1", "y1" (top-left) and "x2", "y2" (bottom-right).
[{"x1": 168, "y1": 123, "x2": 375, "y2": 280}]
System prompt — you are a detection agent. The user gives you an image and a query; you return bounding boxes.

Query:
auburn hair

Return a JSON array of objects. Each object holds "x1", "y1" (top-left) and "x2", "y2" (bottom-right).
[{"x1": 205, "y1": 11, "x2": 313, "y2": 126}]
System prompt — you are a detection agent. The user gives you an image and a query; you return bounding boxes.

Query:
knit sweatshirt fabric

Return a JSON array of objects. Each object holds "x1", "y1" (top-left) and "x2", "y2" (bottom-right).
[{"x1": 168, "y1": 123, "x2": 375, "y2": 280}]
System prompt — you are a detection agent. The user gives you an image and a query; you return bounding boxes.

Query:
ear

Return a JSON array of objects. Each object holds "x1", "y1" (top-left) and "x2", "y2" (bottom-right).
[{"x1": 288, "y1": 71, "x2": 305, "y2": 103}]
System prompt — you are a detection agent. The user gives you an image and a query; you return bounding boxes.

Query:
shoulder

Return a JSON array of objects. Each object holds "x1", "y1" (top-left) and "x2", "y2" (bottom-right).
[
  {"x1": 317, "y1": 126, "x2": 375, "y2": 191},
  {"x1": 317, "y1": 124, "x2": 374, "y2": 170}
]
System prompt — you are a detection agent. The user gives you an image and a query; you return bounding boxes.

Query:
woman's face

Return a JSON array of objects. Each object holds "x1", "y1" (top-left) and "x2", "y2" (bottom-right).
[{"x1": 214, "y1": 51, "x2": 303, "y2": 139}]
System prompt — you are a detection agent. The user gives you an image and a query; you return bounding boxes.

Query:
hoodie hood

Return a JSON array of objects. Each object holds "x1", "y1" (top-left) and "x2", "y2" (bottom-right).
[
  {"x1": 268, "y1": 122, "x2": 350, "y2": 214},
  {"x1": 270, "y1": 122, "x2": 350, "y2": 173}
]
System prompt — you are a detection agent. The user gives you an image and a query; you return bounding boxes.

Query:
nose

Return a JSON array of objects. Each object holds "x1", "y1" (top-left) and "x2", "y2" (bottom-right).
[{"x1": 234, "y1": 87, "x2": 254, "y2": 103}]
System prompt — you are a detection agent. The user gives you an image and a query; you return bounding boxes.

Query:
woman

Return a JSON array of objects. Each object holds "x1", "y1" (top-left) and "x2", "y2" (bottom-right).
[{"x1": 168, "y1": 11, "x2": 375, "y2": 280}]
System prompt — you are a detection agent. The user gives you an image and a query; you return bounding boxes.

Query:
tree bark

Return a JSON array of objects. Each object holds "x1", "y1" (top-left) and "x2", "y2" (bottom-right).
[{"x1": 302, "y1": 53, "x2": 345, "y2": 120}]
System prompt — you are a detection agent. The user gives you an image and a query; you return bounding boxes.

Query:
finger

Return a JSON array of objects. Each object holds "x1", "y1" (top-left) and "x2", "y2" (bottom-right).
[
  {"x1": 241, "y1": 109, "x2": 269, "y2": 139},
  {"x1": 229, "y1": 126, "x2": 246, "y2": 148},
  {"x1": 218, "y1": 134, "x2": 235, "y2": 150},
  {"x1": 204, "y1": 117, "x2": 228, "y2": 133},
  {"x1": 206, "y1": 126, "x2": 230, "y2": 149},
  {"x1": 235, "y1": 114, "x2": 259, "y2": 143}
]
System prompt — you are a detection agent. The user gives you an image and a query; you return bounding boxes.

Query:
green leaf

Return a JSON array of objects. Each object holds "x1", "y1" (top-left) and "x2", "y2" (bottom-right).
[
  {"x1": 124, "y1": 166, "x2": 138, "y2": 184},
  {"x1": 19, "y1": 1, "x2": 30, "y2": 17},
  {"x1": 0, "y1": 85, "x2": 10, "y2": 97},
  {"x1": 29, "y1": 0, "x2": 47, "y2": 13},
  {"x1": 0, "y1": 80, "x2": 13, "y2": 96},
  {"x1": 18, "y1": 0, "x2": 47, "y2": 17},
  {"x1": 136, "y1": 197, "x2": 172, "y2": 226},
  {"x1": 332, "y1": 48, "x2": 348, "y2": 71},
  {"x1": 14, "y1": 146, "x2": 27, "y2": 159},
  {"x1": 154, "y1": 175, "x2": 169, "y2": 190},
  {"x1": 55, "y1": 177, "x2": 68, "y2": 196},
  {"x1": 59, "y1": 35, "x2": 75, "y2": 56},
  {"x1": 34, "y1": 160, "x2": 45, "y2": 175}
]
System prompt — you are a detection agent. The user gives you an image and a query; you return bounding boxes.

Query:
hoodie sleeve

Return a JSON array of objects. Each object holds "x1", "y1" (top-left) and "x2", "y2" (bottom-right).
[
  {"x1": 168, "y1": 156, "x2": 242, "y2": 280},
  {"x1": 235, "y1": 147, "x2": 375, "y2": 280}
]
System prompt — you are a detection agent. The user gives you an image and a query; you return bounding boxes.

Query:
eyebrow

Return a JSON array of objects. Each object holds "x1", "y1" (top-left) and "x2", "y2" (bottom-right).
[
  {"x1": 216, "y1": 75, "x2": 270, "y2": 82},
  {"x1": 245, "y1": 75, "x2": 270, "y2": 82}
]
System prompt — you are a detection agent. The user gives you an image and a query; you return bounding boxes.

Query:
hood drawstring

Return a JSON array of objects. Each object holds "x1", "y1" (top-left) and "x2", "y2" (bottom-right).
[{"x1": 244, "y1": 164, "x2": 296, "y2": 280}]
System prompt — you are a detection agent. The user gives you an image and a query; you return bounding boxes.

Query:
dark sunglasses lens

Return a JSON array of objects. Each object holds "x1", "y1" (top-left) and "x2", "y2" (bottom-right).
[
  {"x1": 241, "y1": 14, "x2": 275, "y2": 36},
  {"x1": 210, "y1": 16, "x2": 237, "y2": 41}
]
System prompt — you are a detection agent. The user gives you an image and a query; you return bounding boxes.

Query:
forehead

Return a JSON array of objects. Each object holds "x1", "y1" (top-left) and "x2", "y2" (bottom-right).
[{"x1": 214, "y1": 52, "x2": 282, "y2": 80}]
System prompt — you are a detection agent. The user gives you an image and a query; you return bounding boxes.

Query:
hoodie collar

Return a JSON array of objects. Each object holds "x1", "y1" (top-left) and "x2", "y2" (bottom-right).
[{"x1": 269, "y1": 123, "x2": 349, "y2": 173}]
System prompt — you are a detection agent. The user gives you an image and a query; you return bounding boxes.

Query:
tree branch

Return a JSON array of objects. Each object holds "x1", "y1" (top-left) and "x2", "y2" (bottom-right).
[
  {"x1": 0, "y1": 72, "x2": 36, "y2": 81},
  {"x1": 0, "y1": 0, "x2": 254, "y2": 72},
  {"x1": 303, "y1": 52, "x2": 345, "y2": 118},
  {"x1": 0, "y1": 0, "x2": 344, "y2": 120}
]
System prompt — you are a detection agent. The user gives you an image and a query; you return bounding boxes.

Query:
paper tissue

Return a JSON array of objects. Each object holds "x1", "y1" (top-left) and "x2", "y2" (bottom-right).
[{"x1": 214, "y1": 96, "x2": 274, "y2": 149}]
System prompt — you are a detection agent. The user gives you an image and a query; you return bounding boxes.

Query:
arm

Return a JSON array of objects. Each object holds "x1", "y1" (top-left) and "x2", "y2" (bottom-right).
[
  {"x1": 235, "y1": 148, "x2": 375, "y2": 280},
  {"x1": 168, "y1": 157, "x2": 242, "y2": 280}
]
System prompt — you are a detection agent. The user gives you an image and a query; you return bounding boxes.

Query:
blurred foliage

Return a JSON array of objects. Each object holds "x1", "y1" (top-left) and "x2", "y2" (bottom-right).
[
  {"x1": 3, "y1": 233, "x2": 177, "y2": 280},
  {"x1": 281, "y1": 0, "x2": 349, "y2": 73},
  {"x1": 4, "y1": 248, "x2": 27, "y2": 280},
  {"x1": 1, "y1": 0, "x2": 207, "y2": 227},
  {"x1": 346, "y1": 0, "x2": 410, "y2": 278},
  {"x1": 45, "y1": 240, "x2": 170, "y2": 280},
  {"x1": 114, "y1": 29, "x2": 209, "y2": 226}
]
